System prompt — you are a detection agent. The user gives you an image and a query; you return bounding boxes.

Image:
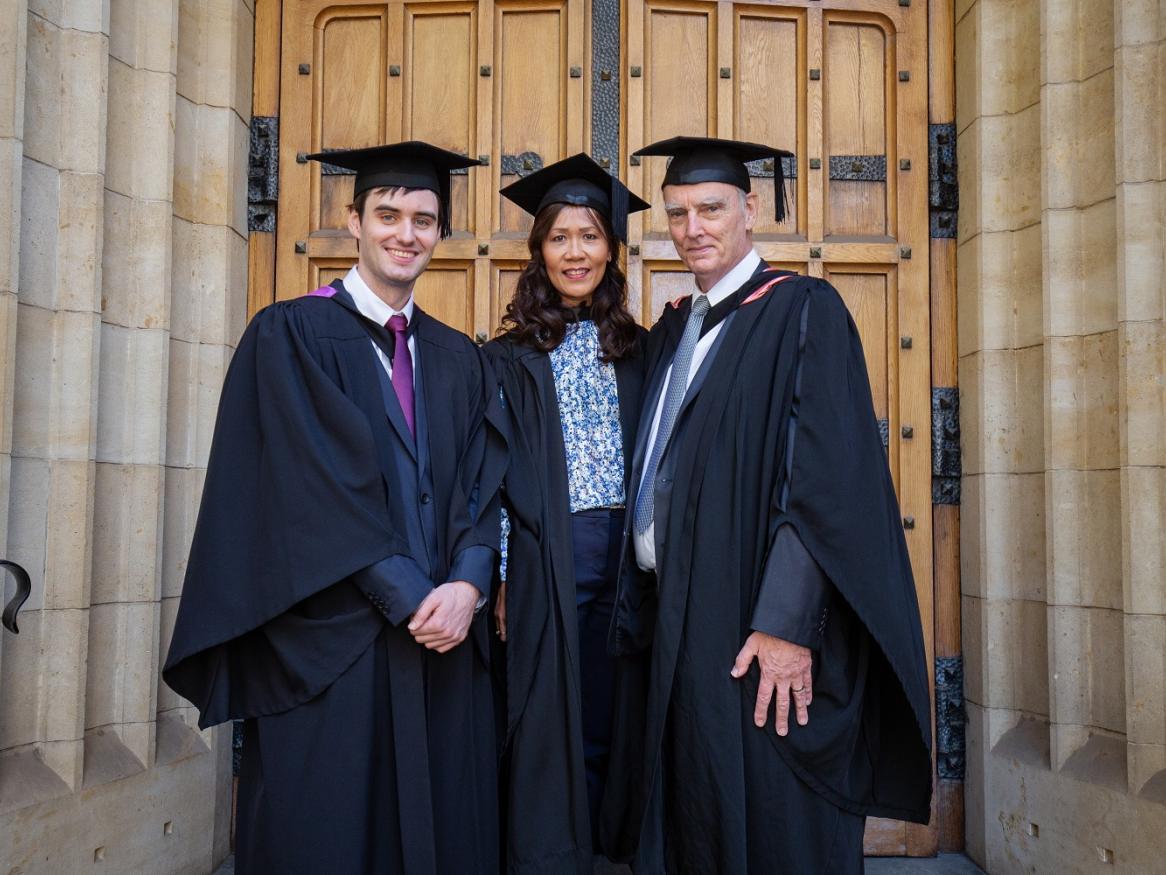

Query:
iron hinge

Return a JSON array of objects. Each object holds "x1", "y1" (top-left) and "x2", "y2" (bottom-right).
[
  {"x1": 936, "y1": 656, "x2": 966, "y2": 780},
  {"x1": 745, "y1": 155, "x2": 798, "y2": 179},
  {"x1": 248, "y1": 116, "x2": 279, "y2": 233},
  {"x1": 932, "y1": 387, "x2": 960, "y2": 504},
  {"x1": 591, "y1": 0, "x2": 620, "y2": 172},
  {"x1": 929, "y1": 122, "x2": 958, "y2": 238},
  {"x1": 500, "y1": 151, "x2": 544, "y2": 177},
  {"x1": 829, "y1": 154, "x2": 887, "y2": 181}
]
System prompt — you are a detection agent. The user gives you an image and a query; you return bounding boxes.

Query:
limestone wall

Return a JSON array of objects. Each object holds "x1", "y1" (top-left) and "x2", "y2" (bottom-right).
[
  {"x1": 958, "y1": 0, "x2": 1166, "y2": 870},
  {"x1": 0, "y1": 1, "x2": 252, "y2": 872}
]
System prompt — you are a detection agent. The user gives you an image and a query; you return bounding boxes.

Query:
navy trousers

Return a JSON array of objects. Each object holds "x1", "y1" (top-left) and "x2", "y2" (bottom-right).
[{"x1": 569, "y1": 507, "x2": 623, "y2": 844}]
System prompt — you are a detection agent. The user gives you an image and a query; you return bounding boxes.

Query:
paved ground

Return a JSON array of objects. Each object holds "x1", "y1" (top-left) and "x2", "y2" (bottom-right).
[
  {"x1": 866, "y1": 854, "x2": 986, "y2": 874},
  {"x1": 215, "y1": 852, "x2": 986, "y2": 873}
]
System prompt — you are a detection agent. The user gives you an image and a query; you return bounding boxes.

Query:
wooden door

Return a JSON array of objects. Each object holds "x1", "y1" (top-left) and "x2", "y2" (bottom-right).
[
  {"x1": 253, "y1": 0, "x2": 944, "y2": 857},
  {"x1": 272, "y1": 0, "x2": 588, "y2": 338},
  {"x1": 625, "y1": 0, "x2": 936, "y2": 855}
]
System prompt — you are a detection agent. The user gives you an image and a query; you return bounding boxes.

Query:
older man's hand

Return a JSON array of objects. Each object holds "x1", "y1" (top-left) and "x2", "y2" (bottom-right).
[{"x1": 730, "y1": 631, "x2": 813, "y2": 736}]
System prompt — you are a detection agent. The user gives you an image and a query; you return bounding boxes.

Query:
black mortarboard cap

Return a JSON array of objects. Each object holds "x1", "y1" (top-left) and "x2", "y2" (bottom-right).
[
  {"x1": 633, "y1": 136, "x2": 794, "y2": 223},
  {"x1": 499, "y1": 153, "x2": 651, "y2": 243},
  {"x1": 305, "y1": 141, "x2": 480, "y2": 238}
]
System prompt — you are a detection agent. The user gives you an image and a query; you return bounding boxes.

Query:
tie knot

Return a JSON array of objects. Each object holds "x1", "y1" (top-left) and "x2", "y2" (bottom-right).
[
  {"x1": 690, "y1": 294, "x2": 711, "y2": 317},
  {"x1": 387, "y1": 314, "x2": 408, "y2": 334}
]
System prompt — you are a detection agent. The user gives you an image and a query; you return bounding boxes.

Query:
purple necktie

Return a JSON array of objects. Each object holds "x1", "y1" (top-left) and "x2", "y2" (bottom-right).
[{"x1": 386, "y1": 314, "x2": 415, "y2": 438}]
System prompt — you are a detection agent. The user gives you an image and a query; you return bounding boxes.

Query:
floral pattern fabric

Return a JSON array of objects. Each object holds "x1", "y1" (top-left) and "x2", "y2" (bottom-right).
[
  {"x1": 550, "y1": 319, "x2": 626, "y2": 513},
  {"x1": 499, "y1": 319, "x2": 625, "y2": 580}
]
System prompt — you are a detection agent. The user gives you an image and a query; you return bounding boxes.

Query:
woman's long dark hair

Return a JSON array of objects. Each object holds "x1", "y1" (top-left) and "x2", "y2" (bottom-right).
[{"x1": 499, "y1": 204, "x2": 639, "y2": 362}]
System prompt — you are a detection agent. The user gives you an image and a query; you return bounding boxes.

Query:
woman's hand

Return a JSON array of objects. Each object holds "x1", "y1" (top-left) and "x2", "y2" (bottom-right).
[{"x1": 495, "y1": 581, "x2": 508, "y2": 642}]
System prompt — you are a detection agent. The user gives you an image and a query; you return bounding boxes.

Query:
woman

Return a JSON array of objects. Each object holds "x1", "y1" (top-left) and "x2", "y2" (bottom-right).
[{"x1": 484, "y1": 154, "x2": 650, "y2": 873}]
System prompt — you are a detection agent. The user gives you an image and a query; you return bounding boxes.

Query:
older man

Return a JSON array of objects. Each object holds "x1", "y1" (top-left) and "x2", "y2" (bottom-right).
[
  {"x1": 603, "y1": 137, "x2": 932, "y2": 873},
  {"x1": 164, "y1": 142, "x2": 504, "y2": 873}
]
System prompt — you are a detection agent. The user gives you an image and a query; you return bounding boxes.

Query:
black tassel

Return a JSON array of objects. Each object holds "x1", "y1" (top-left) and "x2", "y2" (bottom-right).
[
  {"x1": 774, "y1": 153, "x2": 789, "y2": 224},
  {"x1": 611, "y1": 175, "x2": 629, "y2": 243},
  {"x1": 439, "y1": 176, "x2": 453, "y2": 238}
]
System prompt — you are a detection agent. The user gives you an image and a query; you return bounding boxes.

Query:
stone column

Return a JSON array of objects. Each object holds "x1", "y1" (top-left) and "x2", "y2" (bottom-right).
[
  {"x1": 160, "y1": 0, "x2": 252, "y2": 862},
  {"x1": 958, "y1": 0, "x2": 1166, "y2": 869},
  {"x1": 0, "y1": 1, "x2": 252, "y2": 870},
  {"x1": 3, "y1": 0, "x2": 109, "y2": 793},
  {"x1": 0, "y1": 0, "x2": 28, "y2": 809},
  {"x1": 1114, "y1": 0, "x2": 1166, "y2": 800},
  {"x1": 1040, "y1": 0, "x2": 1125, "y2": 778},
  {"x1": 158, "y1": 0, "x2": 250, "y2": 740},
  {"x1": 956, "y1": 0, "x2": 1049, "y2": 855},
  {"x1": 83, "y1": 0, "x2": 180, "y2": 785},
  {"x1": 0, "y1": 0, "x2": 26, "y2": 572}
]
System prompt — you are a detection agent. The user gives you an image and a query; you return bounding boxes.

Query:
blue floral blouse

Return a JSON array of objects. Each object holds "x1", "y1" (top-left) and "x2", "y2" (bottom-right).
[{"x1": 500, "y1": 319, "x2": 625, "y2": 579}]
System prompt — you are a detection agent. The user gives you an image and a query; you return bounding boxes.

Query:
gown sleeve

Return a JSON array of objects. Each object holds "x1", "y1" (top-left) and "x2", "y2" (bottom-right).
[
  {"x1": 751, "y1": 525, "x2": 831, "y2": 649},
  {"x1": 751, "y1": 296, "x2": 831, "y2": 648},
  {"x1": 763, "y1": 281, "x2": 932, "y2": 820}
]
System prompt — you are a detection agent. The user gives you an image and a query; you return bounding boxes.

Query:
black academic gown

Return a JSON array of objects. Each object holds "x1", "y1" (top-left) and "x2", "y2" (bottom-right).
[
  {"x1": 162, "y1": 283, "x2": 507, "y2": 875},
  {"x1": 602, "y1": 265, "x2": 933, "y2": 874},
  {"x1": 483, "y1": 328, "x2": 646, "y2": 874}
]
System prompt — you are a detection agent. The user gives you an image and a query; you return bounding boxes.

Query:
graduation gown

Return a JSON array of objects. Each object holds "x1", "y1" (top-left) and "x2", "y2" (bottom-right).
[
  {"x1": 162, "y1": 284, "x2": 507, "y2": 874},
  {"x1": 603, "y1": 265, "x2": 932, "y2": 873},
  {"x1": 483, "y1": 330, "x2": 646, "y2": 874}
]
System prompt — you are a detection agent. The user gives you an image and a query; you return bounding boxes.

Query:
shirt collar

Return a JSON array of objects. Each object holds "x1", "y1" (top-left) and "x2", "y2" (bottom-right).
[
  {"x1": 700, "y1": 249, "x2": 762, "y2": 307},
  {"x1": 344, "y1": 266, "x2": 416, "y2": 326}
]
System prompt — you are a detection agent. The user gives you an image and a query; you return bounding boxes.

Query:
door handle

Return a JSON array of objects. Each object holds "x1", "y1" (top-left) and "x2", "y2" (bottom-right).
[{"x1": 1, "y1": 559, "x2": 32, "y2": 634}]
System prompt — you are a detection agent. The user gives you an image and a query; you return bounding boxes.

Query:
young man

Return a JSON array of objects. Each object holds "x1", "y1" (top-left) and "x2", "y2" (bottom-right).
[
  {"x1": 163, "y1": 142, "x2": 505, "y2": 874},
  {"x1": 603, "y1": 137, "x2": 933, "y2": 873}
]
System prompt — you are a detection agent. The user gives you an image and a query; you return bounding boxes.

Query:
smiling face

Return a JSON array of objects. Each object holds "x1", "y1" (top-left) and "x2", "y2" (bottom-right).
[
  {"x1": 662, "y1": 181, "x2": 757, "y2": 292},
  {"x1": 539, "y1": 205, "x2": 612, "y2": 308},
  {"x1": 347, "y1": 186, "x2": 442, "y2": 307}
]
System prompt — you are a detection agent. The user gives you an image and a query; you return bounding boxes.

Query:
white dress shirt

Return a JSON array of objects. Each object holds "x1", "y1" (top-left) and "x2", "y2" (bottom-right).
[
  {"x1": 343, "y1": 266, "x2": 416, "y2": 380},
  {"x1": 634, "y1": 249, "x2": 762, "y2": 570}
]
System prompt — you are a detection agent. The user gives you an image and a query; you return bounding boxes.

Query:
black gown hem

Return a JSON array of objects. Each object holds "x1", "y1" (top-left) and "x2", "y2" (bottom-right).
[{"x1": 770, "y1": 737, "x2": 931, "y2": 823}]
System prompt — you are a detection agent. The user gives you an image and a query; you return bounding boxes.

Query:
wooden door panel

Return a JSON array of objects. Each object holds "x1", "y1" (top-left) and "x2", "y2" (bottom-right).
[
  {"x1": 490, "y1": 262, "x2": 524, "y2": 336},
  {"x1": 400, "y1": 3, "x2": 479, "y2": 234},
  {"x1": 314, "y1": 9, "x2": 388, "y2": 239},
  {"x1": 828, "y1": 265, "x2": 898, "y2": 488},
  {"x1": 414, "y1": 261, "x2": 474, "y2": 330},
  {"x1": 315, "y1": 261, "x2": 354, "y2": 290},
  {"x1": 641, "y1": 264, "x2": 693, "y2": 323},
  {"x1": 642, "y1": 1, "x2": 717, "y2": 236},
  {"x1": 494, "y1": 2, "x2": 570, "y2": 235},
  {"x1": 830, "y1": 268, "x2": 892, "y2": 424},
  {"x1": 318, "y1": 12, "x2": 387, "y2": 153},
  {"x1": 734, "y1": 8, "x2": 804, "y2": 238},
  {"x1": 823, "y1": 15, "x2": 892, "y2": 239}
]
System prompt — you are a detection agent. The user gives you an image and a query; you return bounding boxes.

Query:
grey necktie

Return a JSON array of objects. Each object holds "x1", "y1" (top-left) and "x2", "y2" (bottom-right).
[{"x1": 634, "y1": 293, "x2": 711, "y2": 534}]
